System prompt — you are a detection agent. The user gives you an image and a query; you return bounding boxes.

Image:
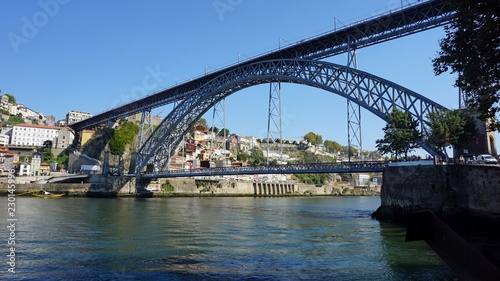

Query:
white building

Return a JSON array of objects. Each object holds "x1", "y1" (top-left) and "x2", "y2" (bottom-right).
[
  {"x1": 0, "y1": 135, "x2": 9, "y2": 146},
  {"x1": 18, "y1": 163, "x2": 30, "y2": 176},
  {"x1": 66, "y1": 110, "x2": 92, "y2": 125},
  {"x1": 11, "y1": 124, "x2": 60, "y2": 147},
  {"x1": 17, "y1": 104, "x2": 44, "y2": 122}
]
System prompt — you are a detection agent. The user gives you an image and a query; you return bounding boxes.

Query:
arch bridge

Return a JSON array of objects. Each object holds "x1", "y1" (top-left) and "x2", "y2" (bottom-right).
[
  {"x1": 66, "y1": 0, "x2": 454, "y2": 180},
  {"x1": 135, "y1": 59, "x2": 446, "y2": 177}
]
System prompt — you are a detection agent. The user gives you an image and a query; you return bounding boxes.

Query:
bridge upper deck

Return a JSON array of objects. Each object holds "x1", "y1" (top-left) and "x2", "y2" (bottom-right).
[{"x1": 70, "y1": 0, "x2": 453, "y2": 132}]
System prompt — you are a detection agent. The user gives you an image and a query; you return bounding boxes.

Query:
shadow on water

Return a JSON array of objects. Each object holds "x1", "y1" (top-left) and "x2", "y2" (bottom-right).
[{"x1": 378, "y1": 222, "x2": 458, "y2": 280}]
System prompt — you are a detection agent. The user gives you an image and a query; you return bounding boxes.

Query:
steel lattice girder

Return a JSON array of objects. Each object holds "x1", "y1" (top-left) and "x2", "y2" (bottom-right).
[
  {"x1": 140, "y1": 161, "x2": 386, "y2": 179},
  {"x1": 71, "y1": 0, "x2": 453, "y2": 132},
  {"x1": 135, "y1": 59, "x2": 446, "y2": 176}
]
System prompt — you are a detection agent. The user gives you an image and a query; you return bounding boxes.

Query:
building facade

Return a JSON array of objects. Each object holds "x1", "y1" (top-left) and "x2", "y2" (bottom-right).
[
  {"x1": 66, "y1": 110, "x2": 92, "y2": 125},
  {"x1": 11, "y1": 124, "x2": 60, "y2": 147}
]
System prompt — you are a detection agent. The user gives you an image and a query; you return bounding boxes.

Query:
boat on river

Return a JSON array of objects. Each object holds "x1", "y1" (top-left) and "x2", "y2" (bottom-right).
[{"x1": 31, "y1": 191, "x2": 65, "y2": 198}]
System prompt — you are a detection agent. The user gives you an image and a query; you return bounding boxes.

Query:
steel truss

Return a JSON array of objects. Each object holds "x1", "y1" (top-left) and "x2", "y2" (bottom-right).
[
  {"x1": 70, "y1": 0, "x2": 453, "y2": 132},
  {"x1": 134, "y1": 59, "x2": 446, "y2": 176},
  {"x1": 346, "y1": 42, "x2": 362, "y2": 162},
  {"x1": 266, "y1": 81, "x2": 283, "y2": 164},
  {"x1": 209, "y1": 99, "x2": 227, "y2": 162},
  {"x1": 140, "y1": 161, "x2": 386, "y2": 179},
  {"x1": 136, "y1": 109, "x2": 153, "y2": 151}
]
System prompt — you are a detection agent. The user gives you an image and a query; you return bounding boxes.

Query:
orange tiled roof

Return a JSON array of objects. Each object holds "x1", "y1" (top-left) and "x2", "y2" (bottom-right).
[{"x1": 14, "y1": 123, "x2": 62, "y2": 130}]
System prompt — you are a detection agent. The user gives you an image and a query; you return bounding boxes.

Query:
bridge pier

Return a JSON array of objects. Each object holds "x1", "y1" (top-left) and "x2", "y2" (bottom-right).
[{"x1": 253, "y1": 182, "x2": 295, "y2": 196}]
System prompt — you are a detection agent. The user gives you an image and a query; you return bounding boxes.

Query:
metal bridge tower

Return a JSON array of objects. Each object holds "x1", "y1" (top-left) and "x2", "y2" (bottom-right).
[
  {"x1": 266, "y1": 81, "x2": 283, "y2": 165},
  {"x1": 346, "y1": 42, "x2": 362, "y2": 162},
  {"x1": 136, "y1": 109, "x2": 153, "y2": 151},
  {"x1": 210, "y1": 99, "x2": 227, "y2": 166}
]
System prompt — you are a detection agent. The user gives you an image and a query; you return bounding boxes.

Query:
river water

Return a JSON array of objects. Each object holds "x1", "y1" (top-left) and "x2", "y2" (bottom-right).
[{"x1": 1, "y1": 196, "x2": 457, "y2": 280}]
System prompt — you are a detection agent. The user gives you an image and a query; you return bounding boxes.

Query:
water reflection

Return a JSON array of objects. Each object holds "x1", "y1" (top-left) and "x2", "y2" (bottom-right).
[{"x1": 0, "y1": 197, "x2": 457, "y2": 280}]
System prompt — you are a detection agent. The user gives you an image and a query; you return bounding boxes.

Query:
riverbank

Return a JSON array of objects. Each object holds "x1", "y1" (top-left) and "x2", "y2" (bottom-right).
[{"x1": 0, "y1": 177, "x2": 380, "y2": 197}]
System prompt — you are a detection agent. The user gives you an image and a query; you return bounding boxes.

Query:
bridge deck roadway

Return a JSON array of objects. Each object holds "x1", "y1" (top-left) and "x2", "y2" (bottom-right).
[
  {"x1": 136, "y1": 161, "x2": 386, "y2": 179},
  {"x1": 71, "y1": 0, "x2": 453, "y2": 131}
]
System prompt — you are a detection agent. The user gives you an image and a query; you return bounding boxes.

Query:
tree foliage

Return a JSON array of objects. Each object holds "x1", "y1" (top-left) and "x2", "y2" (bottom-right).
[
  {"x1": 324, "y1": 140, "x2": 342, "y2": 153},
  {"x1": 109, "y1": 120, "x2": 140, "y2": 155},
  {"x1": 4, "y1": 94, "x2": 16, "y2": 104},
  {"x1": 248, "y1": 147, "x2": 266, "y2": 166},
  {"x1": 376, "y1": 109, "x2": 421, "y2": 160},
  {"x1": 304, "y1": 132, "x2": 322, "y2": 145},
  {"x1": 433, "y1": 0, "x2": 500, "y2": 130},
  {"x1": 294, "y1": 173, "x2": 327, "y2": 185},
  {"x1": 426, "y1": 109, "x2": 477, "y2": 155},
  {"x1": 7, "y1": 115, "x2": 24, "y2": 125}
]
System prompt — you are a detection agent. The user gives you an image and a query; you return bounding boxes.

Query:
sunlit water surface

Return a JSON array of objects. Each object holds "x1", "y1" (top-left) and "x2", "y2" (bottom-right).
[{"x1": 1, "y1": 196, "x2": 457, "y2": 280}]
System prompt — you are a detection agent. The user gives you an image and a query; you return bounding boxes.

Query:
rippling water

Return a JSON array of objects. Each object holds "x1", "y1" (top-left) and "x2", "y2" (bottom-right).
[{"x1": 1, "y1": 196, "x2": 456, "y2": 280}]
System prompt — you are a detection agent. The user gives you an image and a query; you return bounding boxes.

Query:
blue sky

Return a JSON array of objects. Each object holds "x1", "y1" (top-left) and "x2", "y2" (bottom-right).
[{"x1": 1, "y1": 0, "x2": 465, "y2": 152}]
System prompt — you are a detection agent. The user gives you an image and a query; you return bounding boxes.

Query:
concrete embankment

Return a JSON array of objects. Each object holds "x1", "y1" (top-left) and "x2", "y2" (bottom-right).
[
  {"x1": 136, "y1": 178, "x2": 379, "y2": 197},
  {"x1": 0, "y1": 177, "x2": 380, "y2": 197},
  {"x1": 372, "y1": 164, "x2": 500, "y2": 226},
  {"x1": 372, "y1": 164, "x2": 500, "y2": 272}
]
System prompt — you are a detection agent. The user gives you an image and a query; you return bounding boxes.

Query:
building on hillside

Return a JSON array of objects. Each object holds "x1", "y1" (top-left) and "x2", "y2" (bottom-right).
[
  {"x1": 17, "y1": 163, "x2": 30, "y2": 176},
  {"x1": 128, "y1": 112, "x2": 163, "y2": 127},
  {"x1": 56, "y1": 119, "x2": 67, "y2": 127},
  {"x1": 17, "y1": 104, "x2": 44, "y2": 122},
  {"x1": 11, "y1": 124, "x2": 60, "y2": 147},
  {"x1": 30, "y1": 153, "x2": 42, "y2": 176},
  {"x1": 45, "y1": 115, "x2": 56, "y2": 126},
  {"x1": 10, "y1": 124, "x2": 74, "y2": 148},
  {"x1": 0, "y1": 135, "x2": 9, "y2": 146},
  {"x1": 56, "y1": 127, "x2": 75, "y2": 149},
  {"x1": 0, "y1": 95, "x2": 16, "y2": 114},
  {"x1": 0, "y1": 95, "x2": 9, "y2": 111},
  {"x1": 40, "y1": 162, "x2": 51, "y2": 175},
  {"x1": 79, "y1": 129, "x2": 95, "y2": 146},
  {"x1": 7, "y1": 105, "x2": 16, "y2": 115},
  {"x1": 237, "y1": 135, "x2": 258, "y2": 152},
  {"x1": 0, "y1": 147, "x2": 15, "y2": 175},
  {"x1": 66, "y1": 110, "x2": 92, "y2": 125}
]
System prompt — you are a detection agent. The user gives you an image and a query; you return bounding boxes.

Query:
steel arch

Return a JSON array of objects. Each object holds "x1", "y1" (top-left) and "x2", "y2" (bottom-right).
[{"x1": 135, "y1": 59, "x2": 446, "y2": 176}]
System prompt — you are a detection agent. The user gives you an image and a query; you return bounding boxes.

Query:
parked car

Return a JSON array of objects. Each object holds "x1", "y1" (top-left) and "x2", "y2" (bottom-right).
[{"x1": 475, "y1": 154, "x2": 498, "y2": 164}]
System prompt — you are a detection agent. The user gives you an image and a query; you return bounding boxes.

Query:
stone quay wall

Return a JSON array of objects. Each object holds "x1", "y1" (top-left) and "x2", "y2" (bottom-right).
[
  {"x1": 372, "y1": 164, "x2": 500, "y2": 227},
  {"x1": 0, "y1": 177, "x2": 379, "y2": 197},
  {"x1": 132, "y1": 178, "x2": 379, "y2": 197}
]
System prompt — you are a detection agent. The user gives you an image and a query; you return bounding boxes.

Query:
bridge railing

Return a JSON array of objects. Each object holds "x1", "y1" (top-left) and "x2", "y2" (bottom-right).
[{"x1": 138, "y1": 161, "x2": 387, "y2": 179}]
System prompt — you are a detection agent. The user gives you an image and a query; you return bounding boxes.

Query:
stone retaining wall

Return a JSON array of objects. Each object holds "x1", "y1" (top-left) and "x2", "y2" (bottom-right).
[{"x1": 372, "y1": 165, "x2": 500, "y2": 225}]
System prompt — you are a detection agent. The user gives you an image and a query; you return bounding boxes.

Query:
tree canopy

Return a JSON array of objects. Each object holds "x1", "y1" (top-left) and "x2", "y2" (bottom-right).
[
  {"x1": 433, "y1": 0, "x2": 500, "y2": 130},
  {"x1": 376, "y1": 109, "x2": 421, "y2": 160},
  {"x1": 109, "y1": 120, "x2": 140, "y2": 155},
  {"x1": 4, "y1": 94, "x2": 16, "y2": 104},
  {"x1": 426, "y1": 109, "x2": 477, "y2": 156},
  {"x1": 304, "y1": 132, "x2": 322, "y2": 145}
]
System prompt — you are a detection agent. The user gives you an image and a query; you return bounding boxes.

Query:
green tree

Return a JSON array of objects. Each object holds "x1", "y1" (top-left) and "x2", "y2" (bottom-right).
[
  {"x1": 324, "y1": 140, "x2": 342, "y2": 153},
  {"x1": 4, "y1": 94, "x2": 16, "y2": 104},
  {"x1": 433, "y1": 0, "x2": 500, "y2": 130},
  {"x1": 304, "y1": 132, "x2": 322, "y2": 145},
  {"x1": 41, "y1": 148, "x2": 55, "y2": 163},
  {"x1": 376, "y1": 109, "x2": 421, "y2": 160},
  {"x1": 218, "y1": 127, "x2": 230, "y2": 137},
  {"x1": 426, "y1": 109, "x2": 477, "y2": 157},
  {"x1": 248, "y1": 148, "x2": 266, "y2": 166},
  {"x1": 195, "y1": 117, "x2": 207, "y2": 128},
  {"x1": 7, "y1": 115, "x2": 24, "y2": 125},
  {"x1": 109, "y1": 120, "x2": 140, "y2": 155}
]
